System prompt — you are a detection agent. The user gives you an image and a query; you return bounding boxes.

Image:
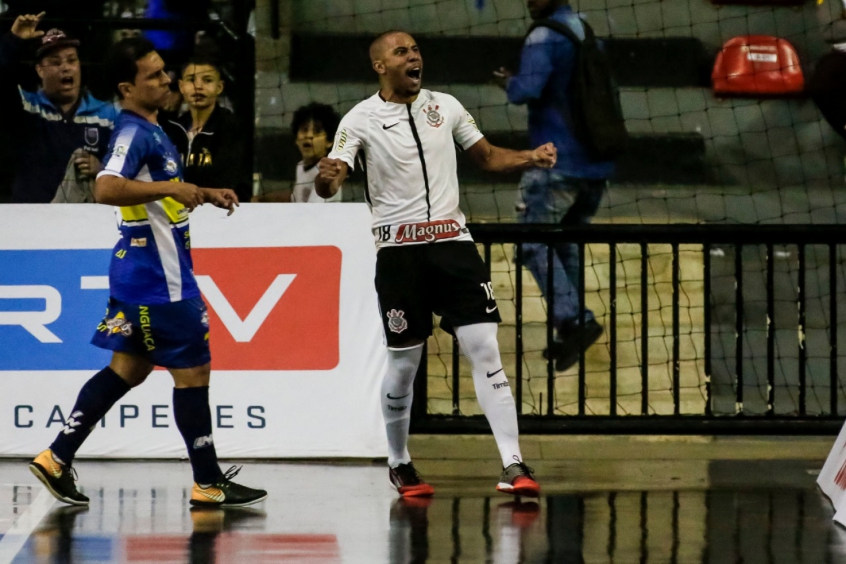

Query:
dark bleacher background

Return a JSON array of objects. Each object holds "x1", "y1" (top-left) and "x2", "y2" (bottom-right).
[
  {"x1": 255, "y1": 0, "x2": 846, "y2": 224},
  {"x1": 252, "y1": 0, "x2": 846, "y2": 419}
]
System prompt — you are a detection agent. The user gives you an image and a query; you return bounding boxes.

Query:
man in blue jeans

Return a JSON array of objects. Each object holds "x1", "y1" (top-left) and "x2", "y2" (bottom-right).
[{"x1": 494, "y1": 0, "x2": 615, "y2": 371}]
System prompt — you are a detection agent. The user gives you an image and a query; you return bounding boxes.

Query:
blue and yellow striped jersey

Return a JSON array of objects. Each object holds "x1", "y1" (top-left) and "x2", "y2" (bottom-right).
[{"x1": 97, "y1": 110, "x2": 200, "y2": 305}]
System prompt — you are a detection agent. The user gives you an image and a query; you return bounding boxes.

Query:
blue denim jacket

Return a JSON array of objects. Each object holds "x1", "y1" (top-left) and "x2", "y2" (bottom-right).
[{"x1": 506, "y1": 6, "x2": 615, "y2": 180}]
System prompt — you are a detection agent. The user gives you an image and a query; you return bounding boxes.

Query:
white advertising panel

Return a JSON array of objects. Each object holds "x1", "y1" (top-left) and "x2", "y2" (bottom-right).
[{"x1": 0, "y1": 204, "x2": 388, "y2": 458}]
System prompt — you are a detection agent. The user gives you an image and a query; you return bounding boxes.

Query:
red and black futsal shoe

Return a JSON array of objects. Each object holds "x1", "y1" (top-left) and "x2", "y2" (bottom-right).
[
  {"x1": 389, "y1": 462, "x2": 435, "y2": 497},
  {"x1": 496, "y1": 458, "x2": 540, "y2": 498}
]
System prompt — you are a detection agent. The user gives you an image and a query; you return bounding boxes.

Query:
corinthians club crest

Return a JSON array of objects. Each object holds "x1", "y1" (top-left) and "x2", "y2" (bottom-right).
[
  {"x1": 422, "y1": 104, "x2": 444, "y2": 128},
  {"x1": 386, "y1": 309, "x2": 408, "y2": 334}
]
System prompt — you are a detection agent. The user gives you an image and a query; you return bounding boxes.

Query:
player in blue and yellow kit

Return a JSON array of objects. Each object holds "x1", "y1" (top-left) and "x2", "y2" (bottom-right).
[{"x1": 29, "y1": 37, "x2": 266, "y2": 508}]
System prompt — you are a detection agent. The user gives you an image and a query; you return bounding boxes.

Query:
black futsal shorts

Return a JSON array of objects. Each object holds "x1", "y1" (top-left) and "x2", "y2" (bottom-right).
[{"x1": 375, "y1": 241, "x2": 502, "y2": 348}]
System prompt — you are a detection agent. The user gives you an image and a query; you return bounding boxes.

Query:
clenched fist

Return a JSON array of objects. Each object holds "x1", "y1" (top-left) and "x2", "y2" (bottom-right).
[
  {"x1": 530, "y1": 142, "x2": 557, "y2": 169},
  {"x1": 317, "y1": 157, "x2": 345, "y2": 183}
]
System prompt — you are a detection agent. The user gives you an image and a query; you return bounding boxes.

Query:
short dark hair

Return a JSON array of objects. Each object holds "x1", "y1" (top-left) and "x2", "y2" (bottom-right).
[
  {"x1": 291, "y1": 103, "x2": 341, "y2": 140},
  {"x1": 181, "y1": 52, "x2": 222, "y2": 76},
  {"x1": 104, "y1": 37, "x2": 157, "y2": 99}
]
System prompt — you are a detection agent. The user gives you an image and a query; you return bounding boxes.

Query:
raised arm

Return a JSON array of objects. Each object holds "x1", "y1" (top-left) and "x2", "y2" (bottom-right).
[
  {"x1": 315, "y1": 158, "x2": 349, "y2": 199},
  {"x1": 464, "y1": 137, "x2": 557, "y2": 173}
]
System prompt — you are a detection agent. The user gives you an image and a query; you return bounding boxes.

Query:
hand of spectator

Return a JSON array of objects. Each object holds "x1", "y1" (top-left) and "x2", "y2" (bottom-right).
[
  {"x1": 202, "y1": 188, "x2": 239, "y2": 216},
  {"x1": 492, "y1": 67, "x2": 512, "y2": 89},
  {"x1": 11, "y1": 12, "x2": 46, "y2": 40},
  {"x1": 317, "y1": 158, "x2": 345, "y2": 183},
  {"x1": 169, "y1": 182, "x2": 204, "y2": 211},
  {"x1": 75, "y1": 152, "x2": 103, "y2": 179},
  {"x1": 530, "y1": 142, "x2": 557, "y2": 169}
]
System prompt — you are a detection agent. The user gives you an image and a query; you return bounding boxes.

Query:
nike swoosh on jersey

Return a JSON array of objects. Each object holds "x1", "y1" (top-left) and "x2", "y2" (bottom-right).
[
  {"x1": 382, "y1": 122, "x2": 400, "y2": 130},
  {"x1": 387, "y1": 392, "x2": 410, "y2": 400},
  {"x1": 487, "y1": 368, "x2": 503, "y2": 378},
  {"x1": 486, "y1": 305, "x2": 498, "y2": 313}
]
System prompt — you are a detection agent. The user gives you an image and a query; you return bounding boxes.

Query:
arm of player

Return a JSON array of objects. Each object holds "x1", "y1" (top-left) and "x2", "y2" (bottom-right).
[
  {"x1": 315, "y1": 158, "x2": 349, "y2": 199},
  {"x1": 465, "y1": 138, "x2": 557, "y2": 173},
  {"x1": 200, "y1": 187, "x2": 239, "y2": 216},
  {"x1": 94, "y1": 175, "x2": 204, "y2": 210}
]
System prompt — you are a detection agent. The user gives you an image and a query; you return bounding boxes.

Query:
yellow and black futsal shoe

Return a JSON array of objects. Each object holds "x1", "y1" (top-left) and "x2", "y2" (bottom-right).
[
  {"x1": 29, "y1": 449, "x2": 90, "y2": 506},
  {"x1": 190, "y1": 465, "x2": 268, "y2": 508}
]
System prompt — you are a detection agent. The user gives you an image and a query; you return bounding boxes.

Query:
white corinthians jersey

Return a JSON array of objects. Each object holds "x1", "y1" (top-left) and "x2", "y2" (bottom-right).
[
  {"x1": 328, "y1": 89, "x2": 484, "y2": 248},
  {"x1": 292, "y1": 161, "x2": 342, "y2": 203}
]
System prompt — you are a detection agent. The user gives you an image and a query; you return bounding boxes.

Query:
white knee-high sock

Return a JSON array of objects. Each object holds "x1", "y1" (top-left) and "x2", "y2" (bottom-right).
[
  {"x1": 381, "y1": 345, "x2": 423, "y2": 468},
  {"x1": 455, "y1": 323, "x2": 523, "y2": 467}
]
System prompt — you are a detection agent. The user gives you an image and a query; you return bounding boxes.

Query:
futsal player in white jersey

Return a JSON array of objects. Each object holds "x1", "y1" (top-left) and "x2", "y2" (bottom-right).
[{"x1": 316, "y1": 31, "x2": 557, "y2": 498}]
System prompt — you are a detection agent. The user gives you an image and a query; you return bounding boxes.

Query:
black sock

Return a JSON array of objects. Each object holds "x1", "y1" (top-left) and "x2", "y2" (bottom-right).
[
  {"x1": 173, "y1": 386, "x2": 222, "y2": 485},
  {"x1": 50, "y1": 366, "x2": 131, "y2": 465}
]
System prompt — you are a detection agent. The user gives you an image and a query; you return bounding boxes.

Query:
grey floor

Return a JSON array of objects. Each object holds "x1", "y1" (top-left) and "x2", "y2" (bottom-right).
[{"x1": 1, "y1": 457, "x2": 845, "y2": 563}]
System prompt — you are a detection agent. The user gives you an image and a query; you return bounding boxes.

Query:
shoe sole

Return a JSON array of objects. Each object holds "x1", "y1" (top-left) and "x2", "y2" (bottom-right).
[
  {"x1": 189, "y1": 493, "x2": 268, "y2": 509},
  {"x1": 496, "y1": 482, "x2": 540, "y2": 498},
  {"x1": 391, "y1": 481, "x2": 435, "y2": 497},
  {"x1": 28, "y1": 464, "x2": 89, "y2": 506}
]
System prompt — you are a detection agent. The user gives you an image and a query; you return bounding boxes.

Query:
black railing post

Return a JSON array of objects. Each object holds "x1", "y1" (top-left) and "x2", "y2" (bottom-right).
[
  {"x1": 270, "y1": 0, "x2": 281, "y2": 39},
  {"x1": 672, "y1": 243, "x2": 680, "y2": 416},
  {"x1": 735, "y1": 244, "x2": 744, "y2": 414},
  {"x1": 578, "y1": 242, "x2": 586, "y2": 416},
  {"x1": 448, "y1": 223, "x2": 846, "y2": 435},
  {"x1": 641, "y1": 244, "x2": 649, "y2": 415},
  {"x1": 515, "y1": 243, "x2": 524, "y2": 415},
  {"x1": 767, "y1": 244, "x2": 775, "y2": 417},
  {"x1": 831, "y1": 243, "x2": 838, "y2": 416},
  {"x1": 547, "y1": 244, "x2": 555, "y2": 416},
  {"x1": 610, "y1": 244, "x2": 618, "y2": 417},
  {"x1": 704, "y1": 243, "x2": 713, "y2": 417},
  {"x1": 411, "y1": 344, "x2": 428, "y2": 420},
  {"x1": 798, "y1": 244, "x2": 806, "y2": 416}
]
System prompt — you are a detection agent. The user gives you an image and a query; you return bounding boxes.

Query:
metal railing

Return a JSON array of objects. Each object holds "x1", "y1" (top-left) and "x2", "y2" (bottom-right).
[{"x1": 410, "y1": 224, "x2": 846, "y2": 435}]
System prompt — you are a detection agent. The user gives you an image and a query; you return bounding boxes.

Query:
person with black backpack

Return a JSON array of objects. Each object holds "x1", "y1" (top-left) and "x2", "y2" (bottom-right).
[{"x1": 494, "y1": 0, "x2": 627, "y2": 372}]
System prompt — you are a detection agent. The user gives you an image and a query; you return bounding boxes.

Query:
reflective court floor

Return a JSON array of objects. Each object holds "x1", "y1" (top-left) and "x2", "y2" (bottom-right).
[{"x1": 1, "y1": 458, "x2": 846, "y2": 563}]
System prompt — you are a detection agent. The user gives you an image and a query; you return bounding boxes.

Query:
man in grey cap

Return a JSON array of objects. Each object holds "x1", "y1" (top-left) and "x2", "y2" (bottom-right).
[{"x1": 0, "y1": 12, "x2": 117, "y2": 202}]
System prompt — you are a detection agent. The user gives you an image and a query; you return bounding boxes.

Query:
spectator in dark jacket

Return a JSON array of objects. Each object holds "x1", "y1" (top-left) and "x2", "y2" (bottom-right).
[
  {"x1": 493, "y1": 0, "x2": 614, "y2": 371},
  {"x1": 161, "y1": 54, "x2": 249, "y2": 200},
  {"x1": 0, "y1": 13, "x2": 117, "y2": 202}
]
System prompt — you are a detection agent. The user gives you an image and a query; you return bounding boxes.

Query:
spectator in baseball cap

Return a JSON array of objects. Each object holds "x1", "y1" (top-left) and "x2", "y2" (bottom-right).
[{"x1": 0, "y1": 12, "x2": 117, "y2": 203}]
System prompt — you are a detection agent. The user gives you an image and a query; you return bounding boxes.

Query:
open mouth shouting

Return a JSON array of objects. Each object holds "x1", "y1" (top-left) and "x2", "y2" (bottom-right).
[{"x1": 406, "y1": 66, "x2": 422, "y2": 85}]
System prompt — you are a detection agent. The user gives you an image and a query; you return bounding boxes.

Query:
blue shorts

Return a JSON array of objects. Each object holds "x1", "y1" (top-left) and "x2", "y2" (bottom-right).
[{"x1": 91, "y1": 297, "x2": 211, "y2": 369}]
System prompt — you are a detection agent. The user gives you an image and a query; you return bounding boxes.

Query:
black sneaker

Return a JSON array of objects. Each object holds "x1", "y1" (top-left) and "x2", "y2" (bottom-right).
[
  {"x1": 29, "y1": 449, "x2": 89, "y2": 506},
  {"x1": 190, "y1": 466, "x2": 267, "y2": 508},
  {"x1": 543, "y1": 319, "x2": 604, "y2": 372},
  {"x1": 389, "y1": 462, "x2": 434, "y2": 497}
]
